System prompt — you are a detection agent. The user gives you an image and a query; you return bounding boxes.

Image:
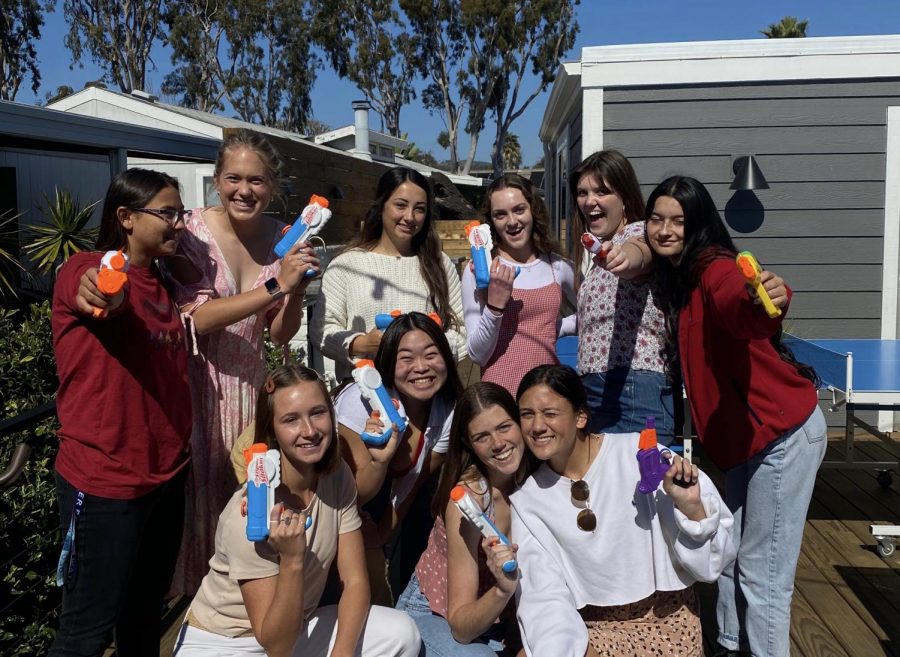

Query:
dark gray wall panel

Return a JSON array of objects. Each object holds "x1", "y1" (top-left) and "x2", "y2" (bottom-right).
[
  {"x1": 781, "y1": 318, "x2": 881, "y2": 338},
  {"x1": 763, "y1": 265, "x2": 882, "y2": 292},
  {"x1": 725, "y1": 237, "x2": 881, "y2": 264},
  {"x1": 718, "y1": 210, "x2": 883, "y2": 238},
  {"x1": 640, "y1": 181, "x2": 885, "y2": 210},
  {"x1": 783, "y1": 292, "x2": 882, "y2": 319},
  {"x1": 608, "y1": 80, "x2": 900, "y2": 102}
]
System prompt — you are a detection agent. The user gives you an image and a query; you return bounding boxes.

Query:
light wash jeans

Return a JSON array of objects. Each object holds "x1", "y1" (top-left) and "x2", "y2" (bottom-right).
[
  {"x1": 395, "y1": 573, "x2": 502, "y2": 657},
  {"x1": 581, "y1": 368, "x2": 675, "y2": 445},
  {"x1": 716, "y1": 406, "x2": 827, "y2": 657}
]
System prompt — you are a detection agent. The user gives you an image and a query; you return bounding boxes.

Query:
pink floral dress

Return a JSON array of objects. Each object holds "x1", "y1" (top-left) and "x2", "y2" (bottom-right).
[{"x1": 164, "y1": 208, "x2": 285, "y2": 595}]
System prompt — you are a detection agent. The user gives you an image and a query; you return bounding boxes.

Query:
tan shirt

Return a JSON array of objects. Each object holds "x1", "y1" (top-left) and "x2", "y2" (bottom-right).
[{"x1": 189, "y1": 461, "x2": 362, "y2": 637}]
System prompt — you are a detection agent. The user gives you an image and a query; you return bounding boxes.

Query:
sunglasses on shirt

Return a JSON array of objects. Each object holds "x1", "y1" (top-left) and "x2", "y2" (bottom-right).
[{"x1": 571, "y1": 479, "x2": 597, "y2": 532}]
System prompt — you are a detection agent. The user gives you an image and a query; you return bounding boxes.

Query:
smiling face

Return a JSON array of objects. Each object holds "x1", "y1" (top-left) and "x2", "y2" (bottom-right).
[
  {"x1": 489, "y1": 187, "x2": 534, "y2": 259},
  {"x1": 393, "y1": 328, "x2": 448, "y2": 404},
  {"x1": 121, "y1": 185, "x2": 185, "y2": 265},
  {"x1": 575, "y1": 172, "x2": 627, "y2": 240},
  {"x1": 380, "y1": 181, "x2": 428, "y2": 252},
  {"x1": 467, "y1": 404, "x2": 525, "y2": 478},
  {"x1": 214, "y1": 146, "x2": 275, "y2": 223},
  {"x1": 646, "y1": 195, "x2": 686, "y2": 264},
  {"x1": 271, "y1": 380, "x2": 334, "y2": 471},
  {"x1": 518, "y1": 383, "x2": 587, "y2": 470}
]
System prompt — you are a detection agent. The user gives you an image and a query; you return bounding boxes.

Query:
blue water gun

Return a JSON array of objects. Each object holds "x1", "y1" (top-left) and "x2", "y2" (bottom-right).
[
  {"x1": 465, "y1": 220, "x2": 493, "y2": 289},
  {"x1": 375, "y1": 309, "x2": 402, "y2": 330},
  {"x1": 274, "y1": 195, "x2": 332, "y2": 276},
  {"x1": 244, "y1": 443, "x2": 282, "y2": 541},
  {"x1": 353, "y1": 359, "x2": 409, "y2": 446},
  {"x1": 451, "y1": 485, "x2": 517, "y2": 573}
]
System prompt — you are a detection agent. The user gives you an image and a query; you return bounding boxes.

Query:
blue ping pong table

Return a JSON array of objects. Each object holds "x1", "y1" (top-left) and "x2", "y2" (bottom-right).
[{"x1": 784, "y1": 336, "x2": 900, "y2": 481}]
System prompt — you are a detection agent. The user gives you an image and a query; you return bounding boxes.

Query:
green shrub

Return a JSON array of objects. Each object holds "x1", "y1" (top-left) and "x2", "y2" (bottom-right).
[{"x1": 0, "y1": 301, "x2": 61, "y2": 656}]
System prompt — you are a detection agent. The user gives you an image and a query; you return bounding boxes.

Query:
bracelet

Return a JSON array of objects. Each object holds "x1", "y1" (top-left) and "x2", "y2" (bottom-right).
[{"x1": 486, "y1": 303, "x2": 506, "y2": 314}]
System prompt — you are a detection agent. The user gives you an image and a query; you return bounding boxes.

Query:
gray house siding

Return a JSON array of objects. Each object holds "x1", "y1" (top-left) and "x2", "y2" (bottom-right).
[{"x1": 601, "y1": 79, "x2": 900, "y2": 340}]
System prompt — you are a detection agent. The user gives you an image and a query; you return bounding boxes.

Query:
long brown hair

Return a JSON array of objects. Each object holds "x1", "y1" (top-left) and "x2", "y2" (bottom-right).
[
  {"x1": 433, "y1": 382, "x2": 535, "y2": 519},
  {"x1": 568, "y1": 150, "x2": 645, "y2": 276},
  {"x1": 96, "y1": 168, "x2": 180, "y2": 252},
  {"x1": 253, "y1": 365, "x2": 342, "y2": 475},
  {"x1": 482, "y1": 173, "x2": 565, "y2": 260},
  {"x1": 342, "y1": 167, "x2": 458, "y2": 329}
]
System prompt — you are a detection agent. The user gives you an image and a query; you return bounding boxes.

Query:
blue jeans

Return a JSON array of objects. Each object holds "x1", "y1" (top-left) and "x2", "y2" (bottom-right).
[
  {"x1": 395, "y1": 574, "x2": 502, "y2": 656},
  {"x1": 716, "y1": 407, "x2": 827, "y2": 657},
  {"x1": 581, "y1": 368, "x2": 675, "y2": 445},
  {"x1": 49, "y1": 469, "x2": 187, "y2": 657}
]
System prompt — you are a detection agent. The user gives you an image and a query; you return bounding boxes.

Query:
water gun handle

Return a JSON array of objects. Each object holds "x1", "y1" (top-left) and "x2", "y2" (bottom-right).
[
  {"x1": 736, "y1": 251, "x2": 781, "y2": 318},
  {"x1": 353, "y1": 362, "x2": 409, "y2": 446},
  {"x1": 92, "y1": 250, "x2": 129, "y2": 318},
  {"x1": 274, "y1": 195, "x2": 332, "y2": 263},
  {"x1": 451, "y1": 486, "x2": 517, "y2": 573},
  {"x1": 581, "y1": 233, "x2": 610, "y2": 259}
]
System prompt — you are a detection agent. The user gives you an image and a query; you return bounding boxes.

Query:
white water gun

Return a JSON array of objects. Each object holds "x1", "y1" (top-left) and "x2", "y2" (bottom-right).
[
  {"x1": 274, "y1": 195, "x2": 332, "y2": 276},
  {"x1": 353, "y1": 359, "x2": 409, "y2": 446},
  {"x1": 581, "y1": 232, "x2": 609, "y2": 259},
  {"x1": 450, "y1": 485, "x2": 517, "y2": 573}
]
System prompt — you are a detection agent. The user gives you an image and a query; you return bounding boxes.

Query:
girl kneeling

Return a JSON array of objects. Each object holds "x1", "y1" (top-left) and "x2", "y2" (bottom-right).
[
  {"x1": 396, "y1": 382, "x2": 530, "y2": 655},
  {"x1": 174, "y1": 365, "x2": 420, "y2": 657},
  {"x1": 512, "y1": 365, "x2": 736, "y2": 657}
]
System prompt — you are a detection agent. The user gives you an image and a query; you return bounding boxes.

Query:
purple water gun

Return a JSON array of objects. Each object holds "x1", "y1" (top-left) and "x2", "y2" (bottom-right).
[{"x1": 636, "y1": 417, "x2": 672, "y2": 494}]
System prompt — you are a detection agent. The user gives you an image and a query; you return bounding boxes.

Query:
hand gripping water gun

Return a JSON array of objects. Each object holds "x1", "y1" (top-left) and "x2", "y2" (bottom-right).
[
  {"x1": 274, "y1": 195, "x2": 332, "y2": 276},
  {"x1": 353, "y1": 359, "x2": 409, "y2": 446},
  {"x1": 465, "y1": 220, "x2": 493, "y2": 289},
  {"x1": 374, "y1": 309, "x2": 443, "y2": 330},
  {"x1": 581, "y1": 232, "x2": 610, "y2": 259},
  {"x1": 92, "y1": 250, "x2": 129, "y2": 318},
  {"x1": 244, "y1": 443, "x2": 282, "y2": 541},
  {"x1": 450, "y1": 485, "x2": 517, "y2": 573},
  {"x1": 636, "y1": 417, "x2": 672, "y2": 494},
  {"x1": 736, "y1": 251, "x2": 781, "y2": 318}
]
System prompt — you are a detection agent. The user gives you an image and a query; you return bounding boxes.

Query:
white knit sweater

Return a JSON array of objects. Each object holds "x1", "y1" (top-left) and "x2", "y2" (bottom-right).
[{"x1": 310, "y1": 249, "x2": 467, "y2": 381}]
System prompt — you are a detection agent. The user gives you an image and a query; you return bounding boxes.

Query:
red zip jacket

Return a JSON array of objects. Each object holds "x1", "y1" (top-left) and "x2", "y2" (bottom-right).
[{"x1": 678, "y1": 257, "x2": 818, "y2": 471}]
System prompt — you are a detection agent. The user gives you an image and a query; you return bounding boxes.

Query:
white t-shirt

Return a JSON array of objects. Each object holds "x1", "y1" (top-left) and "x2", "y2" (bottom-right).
[{"x1": 334, "y1": 381, "x2": 453, "y2": 507}]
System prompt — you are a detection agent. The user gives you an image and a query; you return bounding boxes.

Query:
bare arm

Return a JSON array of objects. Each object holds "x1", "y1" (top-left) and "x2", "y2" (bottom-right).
[
  {"x1": 329, "y1": 529, "x2": 371, "y2": 657},
  {"x1": 338, "y1": 423, "x2": 400, "y2": 505},
  {"x1": 445, "y1": 502, "x2": 515, "y2": 643},
  {"x1": 600, "y1": 235, "x2": 652, "y2": 281}
]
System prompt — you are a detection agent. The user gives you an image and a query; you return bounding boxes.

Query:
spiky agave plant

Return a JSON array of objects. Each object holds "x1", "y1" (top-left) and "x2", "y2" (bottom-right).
[
  {"x1": 0, "y1": 210, "x2": 27, "y2": 299},
  {"x1": 23, "y1": 188, "x2": 100, "y2": 279}
]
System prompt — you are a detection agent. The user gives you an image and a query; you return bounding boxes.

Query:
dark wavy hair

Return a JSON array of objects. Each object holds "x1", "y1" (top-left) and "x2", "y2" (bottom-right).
[
  {"x1": 253, "y1": 364, "x2": 341, "y2": 475},
  {"x1": 95, "y1": 168, "x2": 180, "y2": 252},
  {"x1": 516, "y1": 364, "x2": 589, "y2": 419},
  {"x1": 482, "y1": 173, "x2": 565, "y2": 261},
  {"x1": 433, "y1": 382, "x2": 535, "y2": 518},
  {"x1": 375, "y1": 311, "x2": 464, "y2": 407},
  {"x1": 568, "y1": 150, "x2": 645, "y2": 277},
  {"x1": 646, "y1": 176, "x2": 818, "y2": 386},
  {"x1": 343, "y1": 167, "x2": 457, "y2": 330}
]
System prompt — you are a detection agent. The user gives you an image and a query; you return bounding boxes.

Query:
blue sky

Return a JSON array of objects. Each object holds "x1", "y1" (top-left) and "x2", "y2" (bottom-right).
[{"x1": 16, "y1": 1, "x2": 900, "y2": 165}]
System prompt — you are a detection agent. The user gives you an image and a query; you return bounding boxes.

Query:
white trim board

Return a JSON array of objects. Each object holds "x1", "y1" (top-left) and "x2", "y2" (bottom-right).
[
  {"x1": 580, "y1": 35, "x2": 900, "y2": 88},
  {"x1": 883, "y1": 106, "x2": 900, "y2": 430}
]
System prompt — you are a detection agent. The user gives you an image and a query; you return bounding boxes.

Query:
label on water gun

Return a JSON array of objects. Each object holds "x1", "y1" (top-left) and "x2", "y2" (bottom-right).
[
  {"x1": 92, "y1": 250, "x2": 129, "y2": 318},
  {"x1": 636, "y1": 417, "x2": 671, "y2": 494},
  {"x1": 736, "y1": 251, "x2": 781, "y2": 318},
  {"x1": 465, "y1": 220, "x2": 493, "y2": 289},
  {"x1": 353, "y1": 359, "x2": 409, "y2": 446},
  {"x1": 581, "y1": 233, "x2": 609, "y2": 259},
  {"x1": 450, "y1": 485, "x2": 517, "y2": 573},
  {"x1": 274, "y1": 195, "x2": 332, "y2": 275},
  {"x1": 244, "y1": 443, "x2": 281, "y2": 541}
]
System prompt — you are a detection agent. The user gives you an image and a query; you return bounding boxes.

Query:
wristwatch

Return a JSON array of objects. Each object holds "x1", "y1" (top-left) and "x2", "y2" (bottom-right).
[{"x1": 264, "y1": 277, "x2": 285, "y2": 299}]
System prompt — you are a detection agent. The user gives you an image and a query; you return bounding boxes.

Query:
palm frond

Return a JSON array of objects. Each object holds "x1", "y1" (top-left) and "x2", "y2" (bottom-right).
[
  {"x1": 0, "y1": 209, "x2": 27, "y2": 298},
  {"x1": 23, "y1": 188, "x2": 101, "y2": 276}
]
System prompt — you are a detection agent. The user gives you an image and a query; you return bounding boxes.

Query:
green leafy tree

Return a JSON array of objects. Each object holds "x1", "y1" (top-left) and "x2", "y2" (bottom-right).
[
  {"x1": 42, "y1": 85, "x2": 75, "y2": 106},
  {"x1": 164, "y1": 0, "x2": 319, "y2": 132},
  {"x1": 501, "y1": 132, "x2": 522, "y2": 171},
  {"x1": 487, "y1": 0, "x2": 579, "y2": 178},
  {"x1": 0, "y1": 0, "x2": 50, "y2": 100},
  {"x1": 64, "y1": 0, "x2": 165, "y2": 92},
  {"x1": 312, "y1": 0, "x2": 416, "y2": 137},
  {"x1": 402, "y1": 0, "x2": 467, "y2": 172},
  {"x1": 761, "y1": 16, "x2": 809, "y2": 38},
  {"x1": 23, "y1": 189, "x2": 100, "y2": 281}
]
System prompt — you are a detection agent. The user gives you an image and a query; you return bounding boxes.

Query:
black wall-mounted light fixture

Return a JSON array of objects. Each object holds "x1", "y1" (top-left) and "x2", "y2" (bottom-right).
[{"x1": 730, "y1": 155, "x2": 769, "y2": 191}]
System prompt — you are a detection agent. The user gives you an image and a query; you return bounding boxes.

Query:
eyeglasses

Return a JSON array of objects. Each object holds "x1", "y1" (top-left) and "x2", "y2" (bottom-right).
[
  {"x1": 133, "y1": 207, "x2": 192, "y2": 226},
  {"x1": 571, "y1": 479, "x2": 597, "y2": 532}
]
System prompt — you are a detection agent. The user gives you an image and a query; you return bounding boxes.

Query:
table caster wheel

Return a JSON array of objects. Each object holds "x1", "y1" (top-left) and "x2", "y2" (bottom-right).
[
  {"x1": 876, "y1": 470, "x2": 893, "y2": 489},
  {"x1": 877, "y1": 539, "x2": 895, "y2": 558}
]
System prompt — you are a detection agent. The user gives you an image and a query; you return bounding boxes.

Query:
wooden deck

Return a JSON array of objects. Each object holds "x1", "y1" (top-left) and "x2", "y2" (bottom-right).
[{"x1": 155, "y1": 359, "x2": 900, "y2": 657}]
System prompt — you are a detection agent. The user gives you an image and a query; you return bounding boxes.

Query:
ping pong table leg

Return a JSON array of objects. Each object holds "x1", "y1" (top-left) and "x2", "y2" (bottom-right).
[{"x1": 844, "y1": 404, "x2": 855, "y2": 464}]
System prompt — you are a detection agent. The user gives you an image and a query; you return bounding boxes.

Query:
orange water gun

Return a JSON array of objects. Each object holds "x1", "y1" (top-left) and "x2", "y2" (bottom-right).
[{"x1": 92, "y1": 250, "x2": 129, "y2": 318}]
